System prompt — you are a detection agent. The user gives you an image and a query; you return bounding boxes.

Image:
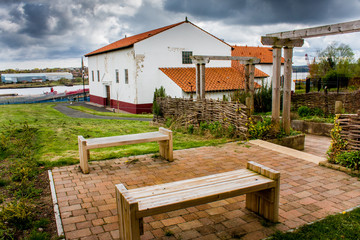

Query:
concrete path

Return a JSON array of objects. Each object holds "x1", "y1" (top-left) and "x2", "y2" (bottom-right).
[
  {"x1": 52, "y1": 139, "x2": 359, "y2": 240},
  {"x1": 54, "y1": 103, "x2": 152, "y2": 121}
]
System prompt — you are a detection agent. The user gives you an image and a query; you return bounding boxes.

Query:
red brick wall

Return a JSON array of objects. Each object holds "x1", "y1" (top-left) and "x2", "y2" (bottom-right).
[
  {"x1": 90, "y1": 95, "x2": 106, "y2": 106},
  {"x1": 90, "y1": 95, "x2": 152, "y2": 114}
]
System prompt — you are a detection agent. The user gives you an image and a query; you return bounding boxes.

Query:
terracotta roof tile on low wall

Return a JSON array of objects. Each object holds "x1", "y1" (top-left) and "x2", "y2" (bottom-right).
[
  {"x1": 232, "y1": 46, "x2": 285, "y2": 64},
  {"x1": 159, "y1": 67, "x2": 262, "y2": 93}
]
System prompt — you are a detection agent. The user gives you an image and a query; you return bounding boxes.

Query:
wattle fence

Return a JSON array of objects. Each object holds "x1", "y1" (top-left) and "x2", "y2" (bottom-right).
[
  {"x1": 337, "y1": 110, "x2": 360, "y2": 150},
  {"x1": 154, "y1": 97, "x2": 249, "y2": 138}
]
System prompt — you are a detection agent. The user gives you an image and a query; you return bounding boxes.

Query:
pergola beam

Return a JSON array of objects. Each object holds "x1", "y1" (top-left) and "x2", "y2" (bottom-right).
[
  {"x1": 261, "y1": 37, "x2": 304, "y2": 47},
  {"x1": 266, "y1": 19, "x2": 360, "y2": 39},
  {"x1": 191, "y1": 55, "x2": 260, "y2": 64}
]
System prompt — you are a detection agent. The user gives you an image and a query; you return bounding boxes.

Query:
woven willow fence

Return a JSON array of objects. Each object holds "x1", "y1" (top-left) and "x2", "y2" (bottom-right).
[
  {"x1": 154, "y1": 97, "x2": 249, "y2": 137},
  {"x1": 337, "y1": 110, "x2": 360, "y2": 150}
]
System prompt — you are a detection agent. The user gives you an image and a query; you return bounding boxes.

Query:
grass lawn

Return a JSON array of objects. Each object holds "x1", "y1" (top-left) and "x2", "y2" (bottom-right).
[
  {"x1": 270, "y1": 208, "x2": 360, "y2": 239},
  {"x1": 68, "y1": 105, "x2": 153, "y2": 118},
  {"x1": 0, "y1": 103, "x2": 228, "y2": 166}
]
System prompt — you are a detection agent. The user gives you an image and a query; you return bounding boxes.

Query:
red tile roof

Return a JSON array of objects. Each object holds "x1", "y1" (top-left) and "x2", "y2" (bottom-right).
[
  {"x1": 232, "y1": 46, "x2": 285, "y2": 64},
  {"x1": 85, "y1": 22, "x2": 185, "y2": 57},
  {"x1": 159, "y1": 67, "x2": 263, "y2": 93},
  {"x1": 85, "y1": 21, "x2": 232, "y2": 57}
]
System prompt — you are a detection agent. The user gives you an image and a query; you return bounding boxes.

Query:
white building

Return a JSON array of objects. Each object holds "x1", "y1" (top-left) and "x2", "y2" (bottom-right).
[
  {"x1": 1, "y1": 72, "x2": 73, "y2": 83},
  {"x1": 85, "y1": 20, "x2": 269, "y2": 113}
]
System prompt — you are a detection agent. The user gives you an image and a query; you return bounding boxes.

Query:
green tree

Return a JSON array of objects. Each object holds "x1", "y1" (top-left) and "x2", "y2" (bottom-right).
[{"x1": 312, "y1": 42, "x2": 355, "y2": 89}]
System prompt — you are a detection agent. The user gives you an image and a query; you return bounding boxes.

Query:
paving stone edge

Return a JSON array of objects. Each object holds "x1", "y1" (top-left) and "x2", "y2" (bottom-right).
[{"x1": 48, "y1": 170, "x2": 65, "y2": 239}]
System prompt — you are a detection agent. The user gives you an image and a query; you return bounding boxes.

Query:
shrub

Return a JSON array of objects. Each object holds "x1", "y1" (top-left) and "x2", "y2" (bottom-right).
[
  {"x1": 327, "y1": 115, "x2": 348, "y2": 161},
  {"x1": 187, "y1": 124, "x2": 194, "y2": 134},
  {"x1": 28, "y1": 230, "x2": 50, "y2": 240},
  {"x1": 231, "y1": 83, "x2": 273, "y2": 113},
  {"x1": 247, "y1": 117, "x2": 273, "y2": 139},
  {"x1": 335, "y1": 150, "x2": 360, "y2": 170},
  {"x1": 253, "y1": 83, "x2": 273, "y2": 113},
  {"x1": 298, "y1": 106, "x2": 311, "y2": 117},
  {"x1": 0, "y1": 199, "x2": 35, "y2": 230},
  {"x1": 311, "y1": 107, "x2": 324, "y2": 117},
  {"x1": 152, "y1": 86, "x2": 166, "y2": 116},
  {"x1": 208, "y1": 121, "x2": 223, "y2": 137}
]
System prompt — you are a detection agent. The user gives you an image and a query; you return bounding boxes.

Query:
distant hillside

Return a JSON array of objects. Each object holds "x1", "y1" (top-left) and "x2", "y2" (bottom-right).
[{"x1": 293, "y1": 65, "x2": 309, "y2": 72}]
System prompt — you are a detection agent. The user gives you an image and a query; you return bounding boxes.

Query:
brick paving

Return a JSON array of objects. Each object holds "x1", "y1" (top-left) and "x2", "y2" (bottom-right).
[
  {"x1": 52, "y1": 140, "x2": 360, "y2": 240},
  {"x1": 304, "y1": 134, "x2": 331, "y2": 158}
]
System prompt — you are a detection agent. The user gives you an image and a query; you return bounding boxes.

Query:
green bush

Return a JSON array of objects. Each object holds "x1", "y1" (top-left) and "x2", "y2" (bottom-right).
[
  {"x1": 247, "y1": 117, "x2": 273, "y2": 139},
  {"x1": 311, "y1": 107, "x2": 324, "y2": 117},
  {"x1": 335, "y1": 150, "x2": 360, "y2": 170},
  {"x1": 187, "y1": 124, "x2": 194, "y2": 134},
  {"x1": 0, "y1": 199, "x2": 35, "y2": 230},
  {"x1": 327, "y1": 115, "x2": 348, "y2": 161},
  {"x1": 28, "y1": 230, "x2": 50, "y2": 240},
  {"x1": 152, "y1": 86, "x2": 166, "y2": 116},
  {"x1": 0, "y1": 223, "x2": 15, "y2": 240},
  {"x1": 298, "y1": 106, "x2": 311, "y2": 117},
  {"x1": 0, "y1": 178, "x2": 9, "y2": 187},
  {"x1": 253, "y1": 83, "x2": 273, "y2": 113},
  {"x1": 231, "y1": 83, "x2": 273, "y2": 113},
  {"x1": 298, "y1": 106, "x2": 325, "y2": 118},
  {"x1": 208, "y1": 122, "x2": 223, "y2": 137}
]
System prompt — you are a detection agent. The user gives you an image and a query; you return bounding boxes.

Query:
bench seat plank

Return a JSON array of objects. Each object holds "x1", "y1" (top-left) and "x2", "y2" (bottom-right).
[
  {"x1": 86, "y1": 132, "x2": 169, "y2": 150},
  {"x1": 78, "y1": 127, "x2": 173, "y2": 174},
  {"x1": 127, "y1": 169, "x2": 257, "y2": 198},
  {"x1": 134, "y1": 176, "x2": 274, "y2": 217}
]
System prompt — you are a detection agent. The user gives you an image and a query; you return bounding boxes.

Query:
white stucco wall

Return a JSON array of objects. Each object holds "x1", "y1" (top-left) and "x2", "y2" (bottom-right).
[
  {"x1": 134, "y1": 22, "x2": 232, "y2": 104},
  {"x1": 256, "y1": 64, "x2": 297, "y2": 91},
  {"x1": 87, "y1": 48, "x2": 137, "y2": 103}
]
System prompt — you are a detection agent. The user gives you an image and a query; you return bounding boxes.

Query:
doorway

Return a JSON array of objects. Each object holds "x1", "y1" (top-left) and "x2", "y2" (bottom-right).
[{"x1": 105, "y1": 85, "x2": 111, "y2": 107}]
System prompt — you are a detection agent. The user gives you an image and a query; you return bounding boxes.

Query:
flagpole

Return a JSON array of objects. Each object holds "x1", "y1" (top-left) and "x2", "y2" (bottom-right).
[{"x1": 81, "y1": 57, "x2": 85, "y2": 100}]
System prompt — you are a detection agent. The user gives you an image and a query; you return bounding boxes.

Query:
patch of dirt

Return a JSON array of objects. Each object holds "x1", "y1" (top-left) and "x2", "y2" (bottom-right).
[{"x1": 34, "y1": 169, "x2": 58, "y2": 238}]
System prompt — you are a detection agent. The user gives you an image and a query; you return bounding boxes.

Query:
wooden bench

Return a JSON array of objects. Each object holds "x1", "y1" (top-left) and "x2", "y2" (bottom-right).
[
  {"x1": 115, "y1": 161, "x2": 280, "y2": 239},
  {"x1": 78, "y1": 127, "x2": 173, "y2": 174}
]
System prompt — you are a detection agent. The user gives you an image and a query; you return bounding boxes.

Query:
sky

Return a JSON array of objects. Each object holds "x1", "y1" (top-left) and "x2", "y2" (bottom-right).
[{"x1": 1, "y1": 0, "x2": 360, "y2": 70}]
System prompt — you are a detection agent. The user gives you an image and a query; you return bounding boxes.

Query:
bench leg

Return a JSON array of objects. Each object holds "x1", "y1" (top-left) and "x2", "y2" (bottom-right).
[
  {"x1": 158, "y1": 140, "x2": 173, "y2": 161},
  {"x1": 78, "y1": 136, "x2": 89, "y2": 174},
  {"x1": 116, "y1": 185, "x2": 141, "y2": 239},
  {"x1": 158, "y1": 128, "x2": 173, "y2": 161},
  {"x1": 246, "y1": 187, "x2": 279, "y2": 222},
  {"x1": 246, "y1": 161, "x2": 280, "y2": 222}
]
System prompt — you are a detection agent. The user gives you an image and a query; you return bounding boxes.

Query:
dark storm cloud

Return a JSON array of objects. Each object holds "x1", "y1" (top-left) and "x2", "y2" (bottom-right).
[
  {"x1": 164, "y1": 0, "x2": 360, "y2": 25},
  {"x1": 1, "y1": 0, "x2": 360, "y2": 67}
]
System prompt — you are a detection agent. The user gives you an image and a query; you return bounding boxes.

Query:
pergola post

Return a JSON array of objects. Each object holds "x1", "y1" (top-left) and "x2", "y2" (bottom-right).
[
  {"x1": 200, "y1": 63, "x2": 206, "y2": 99},
  {"x1": 282, "y1": 47, "x2": 293, "y2": 134},
  {"x1": 271, "y1": 47, "x2": 282, "y2": 127},
  {"x1": 191, "y1": 56, "x2": 260, "y2": 101},
  {"x1": 196, "y1": 63, "x2": 201, "y2": 99},
  {"x1": 244, "y1": 64, "x2": 250, "y2": 94}
]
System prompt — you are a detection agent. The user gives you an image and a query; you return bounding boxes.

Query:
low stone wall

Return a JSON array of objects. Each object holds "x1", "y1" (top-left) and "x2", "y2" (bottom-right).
[
  {"x1": 268, "y1": 134, "x2": 305, "y2": 151},
  {"x1": 292, "y1": 91, "x2": 360, "y2": 114},
  {"x1": 291, "y1": 120, "x2": 333, "y2": 137}
]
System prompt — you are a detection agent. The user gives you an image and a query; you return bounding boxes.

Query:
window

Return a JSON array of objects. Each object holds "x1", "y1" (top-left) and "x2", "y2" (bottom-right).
[
  {"x1": 97, "y1": 70, "x2": 100, "y2": 82},
  {"x1": 92, "y1": 71, "x2": 94, "y2": 82},
  {"x1": 125, "y1": 69, "x2": 128, "y2": 84},
  {"x1": 115, "y1": 69, "x2": 119, "y2": 83},
  {"x1": 182, "y1": 51, "x2": 193, "y2": 64}
]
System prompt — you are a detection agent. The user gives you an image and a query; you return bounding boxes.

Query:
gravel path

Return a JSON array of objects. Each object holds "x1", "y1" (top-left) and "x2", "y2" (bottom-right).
[{"x1": 53, "y1": 102, "x2": 152, "y2": 121}]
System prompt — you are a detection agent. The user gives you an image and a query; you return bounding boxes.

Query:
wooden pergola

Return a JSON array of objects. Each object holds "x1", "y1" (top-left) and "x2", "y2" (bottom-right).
[
  {"x1": 261, "y1": 19, "x2": 360, "y2": 134},
  {"x1": 190, "y1": 55, "x2": 260, "y2": 113}
]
